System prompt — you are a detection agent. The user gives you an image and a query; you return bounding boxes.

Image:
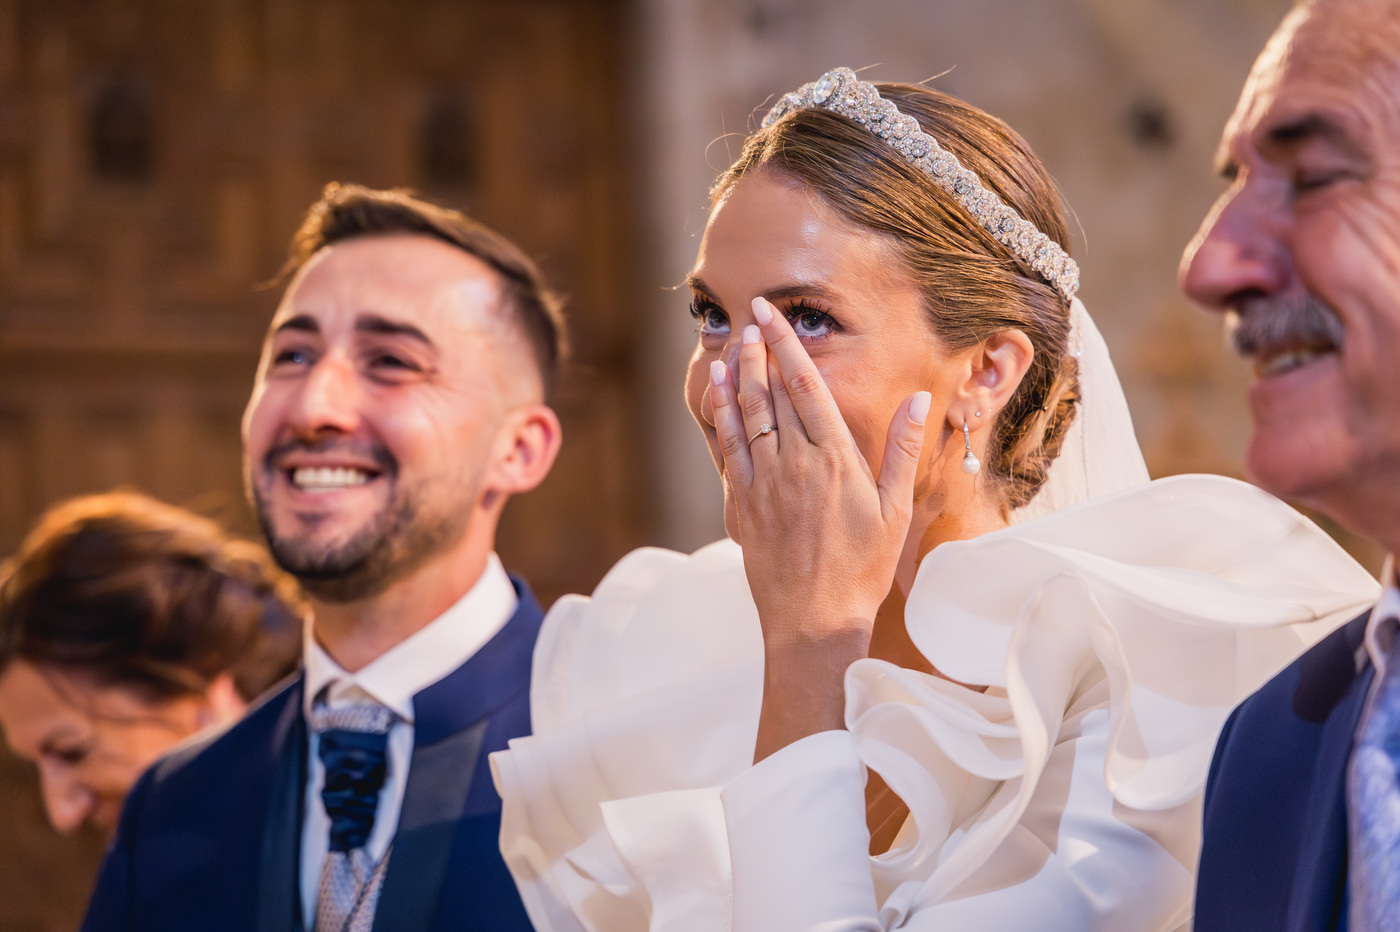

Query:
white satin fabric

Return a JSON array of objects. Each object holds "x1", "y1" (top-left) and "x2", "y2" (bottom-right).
[{"x1": 493, "y1": 476, "x2": 1379, "y2": 931}]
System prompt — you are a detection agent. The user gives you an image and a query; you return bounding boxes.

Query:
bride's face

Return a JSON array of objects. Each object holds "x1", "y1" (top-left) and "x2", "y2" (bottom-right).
[{"x1": 684, "y1": 170, "x2": 961, "y2": 540}]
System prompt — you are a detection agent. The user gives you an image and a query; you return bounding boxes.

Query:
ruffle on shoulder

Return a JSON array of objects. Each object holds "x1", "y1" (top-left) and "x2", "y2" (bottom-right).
[
  {"x1": 493, "y1": 475, "x2": 1379, "y2": 931},
  {"x1": 494, "y1": 541, "x2": 762, "y2": 931},
  {"x1": 845, "y1": 474, "x2": 1379, "y2": 917}
]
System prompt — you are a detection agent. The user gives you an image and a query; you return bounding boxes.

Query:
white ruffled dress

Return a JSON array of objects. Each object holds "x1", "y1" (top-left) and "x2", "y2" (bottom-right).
[{"x1": 491, "y1": 475, "x2": 1379, "y2": 932}]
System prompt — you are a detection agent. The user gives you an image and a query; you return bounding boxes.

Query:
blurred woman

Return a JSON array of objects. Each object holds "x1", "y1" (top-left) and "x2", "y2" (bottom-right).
[{"x1": 0, "y1": 492, "x2": 303, "y2": 835}]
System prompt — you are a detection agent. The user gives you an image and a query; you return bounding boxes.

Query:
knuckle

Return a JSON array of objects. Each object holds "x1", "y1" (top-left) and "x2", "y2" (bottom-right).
[
  {"x1": 742, "y1": 391, "x2": 771, "y2": 419},
  {"x1": 894, "y1": 434, "x2": 923, "y2": 460},
  {"x1": 786, "y1": 368, "x2": 824, "y2": 399},
  {"x1": 885, "y1": 503, "x2": 912, "y2": 528},
  {"x1": 719, "y1": 432, "x2": 747, "y2": 460}
]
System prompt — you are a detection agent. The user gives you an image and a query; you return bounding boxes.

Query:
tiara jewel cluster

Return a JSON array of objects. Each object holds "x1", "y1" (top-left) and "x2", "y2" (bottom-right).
[{"x1": 761, "y1": 67, "x2": 1080, "y2": 301}]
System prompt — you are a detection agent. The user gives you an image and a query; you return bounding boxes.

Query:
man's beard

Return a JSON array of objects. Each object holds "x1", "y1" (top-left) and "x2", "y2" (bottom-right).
[
  {"x1": 249, "y1": 442, "x2": 475, "y2": 603},
  {"x1": 1227, "y1": 291, "x2": 1344, "y2": 359}
]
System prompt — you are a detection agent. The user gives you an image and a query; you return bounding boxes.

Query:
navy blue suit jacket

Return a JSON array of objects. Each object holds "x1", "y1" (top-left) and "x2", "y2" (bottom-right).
[
  {"x1": 80, "y1": 576, "x2": 543, "y2": 932},
  {"x1": 1195, "y1": 611, "x2": 1374, "y2": 932}
]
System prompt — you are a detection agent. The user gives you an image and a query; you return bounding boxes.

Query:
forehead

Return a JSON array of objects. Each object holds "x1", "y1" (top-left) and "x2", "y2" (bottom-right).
[
  {"x1": 0, "y1": 660, "x2": 80, "y2": 736},
  {"x1": 1225, "y1": 3, "x2": 1400, "y2": 159},
  {"x1": 273, "y1": 234, "x2": 506, "y2": 335},
  {"x1": 696, "y1": 172, "x2": 902, "y2": 291}
]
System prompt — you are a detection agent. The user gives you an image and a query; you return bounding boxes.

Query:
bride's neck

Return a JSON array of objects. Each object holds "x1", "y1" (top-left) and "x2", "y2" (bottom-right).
[{"x1": 869, "y1": 488, "x2": 1006, "y2": 674}]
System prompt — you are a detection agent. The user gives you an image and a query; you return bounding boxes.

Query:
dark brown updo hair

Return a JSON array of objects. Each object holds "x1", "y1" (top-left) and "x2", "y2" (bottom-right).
[
  {"x1": 0, "y1": 492, "x2": 305, "y2": 703},
  {"x1": 714, "y1": 82, "x2": 1078, "y2": 509}
]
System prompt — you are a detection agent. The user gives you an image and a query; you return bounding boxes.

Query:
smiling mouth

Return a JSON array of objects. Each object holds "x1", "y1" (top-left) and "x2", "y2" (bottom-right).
[
  {"x1": 1252, "y1": 342, "x2": 1337, "y2": 378},
  {"x1": 288, "y1": 466, "x2": 377, "y2": 491}
]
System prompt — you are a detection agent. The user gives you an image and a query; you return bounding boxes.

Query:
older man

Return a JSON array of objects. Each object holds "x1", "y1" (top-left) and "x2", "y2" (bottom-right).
[
  {"x1": 1180, "y1": 1, "x2": 1400, "y2": 930},
  {"x1": 81, "y1": 184, "x2": 564, "y2": 932}
]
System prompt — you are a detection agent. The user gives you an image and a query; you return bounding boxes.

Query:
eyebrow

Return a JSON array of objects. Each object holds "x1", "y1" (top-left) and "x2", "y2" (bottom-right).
[
  {"x1": 1266, "y1": 114, "x2": 1340, "y2": 149},
  {"x1": 38, "y1": 726, "x2": 86, "y2": 756},
  {"x1": 1218, "y1": 109, "x2": 1364, "y2": 181},
  {"x1": 270, "y1": 313, "x2": 434, "y2": 346},
  {"x1": 354, "y1": 314, "x2": 433, "y2": 346},
  {"x1": 273, "y1": 314, "x2": 319, "y2": 335},
  {"x1": 686, "y1": 275, "x2": 843, "y2": 305},
  {"x1": 1263, "y1": 109, "x2": 1367, "y2": 163}
]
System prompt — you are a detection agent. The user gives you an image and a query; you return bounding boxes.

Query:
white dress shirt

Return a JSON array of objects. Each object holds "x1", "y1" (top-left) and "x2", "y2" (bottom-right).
[{"x1": 299, "y1": 553, "x2": 517, "y2": 930}]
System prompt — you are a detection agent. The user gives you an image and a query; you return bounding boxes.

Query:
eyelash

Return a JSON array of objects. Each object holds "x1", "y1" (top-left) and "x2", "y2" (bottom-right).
[
  {"x1": 52, "y1": 743, "x2": 93, "y2": 765},
  {"x1": 687, "y1": 298, "x2": 841, "y2": 340},
  {"x1": 785, "y1": 300, "x2": 839, "y2": 339},
  {"x1": 1294, "y1": 170, "x2": 1344, "y2": 193},
  {"x1": 689, "y1": 298, "x2": 728, "y2": 334}
]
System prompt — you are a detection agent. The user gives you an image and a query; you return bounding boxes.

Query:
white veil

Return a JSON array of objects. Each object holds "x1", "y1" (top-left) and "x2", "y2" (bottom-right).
[{"x1": 1011, "y1": 298, "x2": 1150, "y2": 523}]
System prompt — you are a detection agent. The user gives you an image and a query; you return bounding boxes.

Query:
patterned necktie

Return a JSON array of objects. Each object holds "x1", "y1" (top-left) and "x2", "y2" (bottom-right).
[
  {"x1": 1349, "y1": 631, "x2": 1400, "y2": 931},
  {"x1": 311, "y1": 702, "x2": 397, "y2": 932}
]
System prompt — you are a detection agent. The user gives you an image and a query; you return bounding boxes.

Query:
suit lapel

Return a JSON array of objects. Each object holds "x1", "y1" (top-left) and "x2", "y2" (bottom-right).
[
  {"x1": 257, "y1": 677, "x2": 309, "y2": 932},
  {"x1": 371, "y1": 576, "x2": 543, "y2": 932},
  {"x1": 371, "y1": 719, "x2": 490, "y2": 932},
  {"x1": 1287, "y1": 616, "x2": 1373, "y2": 932}
]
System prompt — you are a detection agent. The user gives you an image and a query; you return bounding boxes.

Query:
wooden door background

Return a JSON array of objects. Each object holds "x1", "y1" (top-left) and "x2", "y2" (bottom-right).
[{"x1": 0, "y1": 1, "x2": 644, "y2": 927}]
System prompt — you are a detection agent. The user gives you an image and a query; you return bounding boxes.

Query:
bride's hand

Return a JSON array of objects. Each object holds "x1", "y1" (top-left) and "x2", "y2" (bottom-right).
[{"x1": 709, "y1": 297, "x2": 930, "y2": 759}]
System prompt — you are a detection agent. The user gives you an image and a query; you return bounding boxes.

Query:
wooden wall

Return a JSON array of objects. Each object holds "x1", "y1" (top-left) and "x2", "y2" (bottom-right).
[{"x1": 0, "y1": 0, "x2": 643, "y2": 927}]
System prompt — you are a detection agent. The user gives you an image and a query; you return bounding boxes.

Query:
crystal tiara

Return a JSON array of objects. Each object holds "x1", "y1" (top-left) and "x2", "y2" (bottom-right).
[{"x1": 761, "y1": 67, "x2": 1080, "y2": 301}]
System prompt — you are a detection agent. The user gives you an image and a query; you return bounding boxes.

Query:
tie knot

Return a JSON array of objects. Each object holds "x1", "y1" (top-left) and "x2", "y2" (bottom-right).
[
  {"x1": 311, "y1": 702, "x2": 396, "y2": 736},
  {"x1": 313, "y1": 701, "x2": 396, "y2": 853}
]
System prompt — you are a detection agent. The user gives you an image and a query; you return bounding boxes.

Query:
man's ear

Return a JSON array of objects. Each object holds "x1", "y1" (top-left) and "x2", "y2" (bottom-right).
[
  {"x1": 200, "y1": 672, "x2": 247, "y2": 730},
  {"x1": 484, "y1": 403, "x2": 563, "y2": 496},
  {"x1": 946, "y1": 329, "x2": 1034, "y2": 429}
]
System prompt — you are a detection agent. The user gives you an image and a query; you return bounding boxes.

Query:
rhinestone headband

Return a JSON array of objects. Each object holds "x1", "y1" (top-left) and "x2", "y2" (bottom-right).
[{"x1": 761, "y1": 67, "x2": 1080, "y2": 301}]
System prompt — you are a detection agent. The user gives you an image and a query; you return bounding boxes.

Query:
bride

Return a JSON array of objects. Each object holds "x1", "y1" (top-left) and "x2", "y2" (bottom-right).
[{"x1": 491, "y1": 68, "x2": 1377, "y2": 930}]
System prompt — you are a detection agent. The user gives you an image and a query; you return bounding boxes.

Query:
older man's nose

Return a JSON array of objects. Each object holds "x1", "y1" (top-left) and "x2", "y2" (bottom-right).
[{"x1": 1181, "y1": 190, "x2": 1292, "y2": 311}]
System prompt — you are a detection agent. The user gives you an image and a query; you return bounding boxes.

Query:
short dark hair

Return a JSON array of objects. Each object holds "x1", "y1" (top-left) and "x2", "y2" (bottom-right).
[
  {"x1": 0, "y1": 492, "x2": 305, "y2": 703},
  {"x1": 280, "y1": 183, "x2": 568, "y2": 397}
]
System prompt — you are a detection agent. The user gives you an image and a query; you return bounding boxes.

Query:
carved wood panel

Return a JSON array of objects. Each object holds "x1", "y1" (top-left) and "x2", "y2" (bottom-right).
[{"x1": 0, "y1": 0, "x2": 641, "y2": 926}]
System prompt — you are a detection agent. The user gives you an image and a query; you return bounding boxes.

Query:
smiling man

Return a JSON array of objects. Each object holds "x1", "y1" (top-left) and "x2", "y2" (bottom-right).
[
  {"x1": 80, "y1": 184, "x2": 563, "y2": 932},
  {"x1": 1180, "y1": 2, "x2": 1400, "y2": 930}
]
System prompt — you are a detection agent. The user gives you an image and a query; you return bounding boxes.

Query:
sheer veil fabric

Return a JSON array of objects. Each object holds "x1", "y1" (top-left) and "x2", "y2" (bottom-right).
[
  {"x1": 491, "y1": 300, "x2": 1379, "y2": 931},
  {"x1": 1013, "y1": 298, "x2": 1149, "y2": 522}
]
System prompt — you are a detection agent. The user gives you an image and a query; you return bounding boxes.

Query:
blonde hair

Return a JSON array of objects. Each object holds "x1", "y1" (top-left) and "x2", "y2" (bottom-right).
[{"x1": 714, "y1": 83, "x2": 1078, "y2": 509}]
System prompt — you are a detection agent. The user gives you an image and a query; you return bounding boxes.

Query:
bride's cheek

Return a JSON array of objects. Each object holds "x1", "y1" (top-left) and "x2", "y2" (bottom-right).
[
  {"x1": 723, "y1": 488, "x2": 742, "y2": 544},
  {"x1": 684, "y1": 363, "x2": 710, "y2": 426}
]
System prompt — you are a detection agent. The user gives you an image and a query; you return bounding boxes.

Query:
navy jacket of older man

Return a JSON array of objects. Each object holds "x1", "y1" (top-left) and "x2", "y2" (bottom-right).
[
  {"x1": 1195, "y1": 611, "x2": 1375, "y2": 932},
  {"x1": 79, "y1": 577, "x2": 543, "y2": 932}
]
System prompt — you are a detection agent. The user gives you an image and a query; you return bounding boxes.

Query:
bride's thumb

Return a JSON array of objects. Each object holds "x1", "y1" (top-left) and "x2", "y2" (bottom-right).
[{"x1": 876, "y1": 391, "x2": 930, "y2": 524}]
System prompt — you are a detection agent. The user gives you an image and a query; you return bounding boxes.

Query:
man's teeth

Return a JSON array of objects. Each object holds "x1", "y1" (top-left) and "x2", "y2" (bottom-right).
[
  {"x1": 291, "y1": 467, "x2": 371, "y2": 490},
  {"x1": 1256, "y1": 346, "x2": 1331, "y2": 377}
]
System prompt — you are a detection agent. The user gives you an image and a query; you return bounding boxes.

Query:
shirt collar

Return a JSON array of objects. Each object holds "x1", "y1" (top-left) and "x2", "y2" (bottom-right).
[
  {"x1": 302, "y1": 553, "x2": 518, "y2": 723},
  {"x1": 1362, "y1": 556, "x2": 1400, "y2": 676}
]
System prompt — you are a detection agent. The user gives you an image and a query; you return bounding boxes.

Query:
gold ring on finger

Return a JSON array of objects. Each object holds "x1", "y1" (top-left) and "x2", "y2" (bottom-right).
[{"x1": 748, "y1": 423, "x2": 777, "y2": 444}]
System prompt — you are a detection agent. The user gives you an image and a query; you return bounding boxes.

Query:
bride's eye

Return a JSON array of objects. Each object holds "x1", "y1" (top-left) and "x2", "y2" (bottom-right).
[
  {"x1": 786, "y1": 302, "x2": 838, "y2": 339},
  {"x1": 689, "y1": 299, "x2": 730, "y2": 337}
]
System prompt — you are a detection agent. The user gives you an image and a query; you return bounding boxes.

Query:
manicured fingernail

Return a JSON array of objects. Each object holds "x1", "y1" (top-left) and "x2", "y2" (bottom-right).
[
  {"x1": 743, "y1": 324, "x2": 762, "y2": 345},
  {"x1": 710, "y1": 360, "x2": 727, "y2": 386},
  {"x1": 909, "y1": 391, "x2": 931, "y2": 425},
  {"x1": 751, "y1": 297, "x2": 773, "y2": 326}
]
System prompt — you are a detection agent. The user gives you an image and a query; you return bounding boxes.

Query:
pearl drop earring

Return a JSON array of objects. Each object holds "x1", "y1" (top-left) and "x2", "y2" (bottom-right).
[{"x1": 961, "y1": 421, "x2": 981, "y2": 475}]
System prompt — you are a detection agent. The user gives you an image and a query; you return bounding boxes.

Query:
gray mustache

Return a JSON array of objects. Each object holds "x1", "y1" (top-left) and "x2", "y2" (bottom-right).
[{"x1": 1227, "y1": 293, "x2": 1344, "y2": 357}]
